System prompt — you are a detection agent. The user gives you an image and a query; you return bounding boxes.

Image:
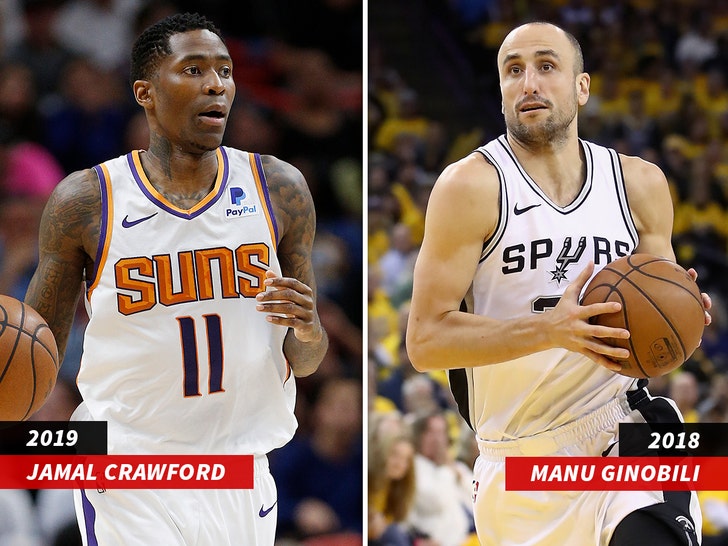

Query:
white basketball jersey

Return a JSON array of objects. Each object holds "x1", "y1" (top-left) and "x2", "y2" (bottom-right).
[
  {"x1": 449, "y1": 136, "x2": 641, "y2": 441},
  {"x1": 74, "y1": 147, "x2": 296, "y2": 455}
]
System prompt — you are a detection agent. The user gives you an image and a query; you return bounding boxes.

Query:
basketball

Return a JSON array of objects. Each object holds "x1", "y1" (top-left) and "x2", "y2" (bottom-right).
[
  {"x1": 0, "y1": 295, "x2": 59, "y2": 420},
  {"x1": 581, "y1": 254, "x2": 705, "y2": 378}
]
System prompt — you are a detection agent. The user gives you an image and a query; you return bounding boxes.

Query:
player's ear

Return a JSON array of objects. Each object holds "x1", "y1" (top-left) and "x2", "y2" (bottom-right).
[
  {"x1": 133, "y1": 80, "x2": 153, "y2": 108},
  {"x1": 577, "y1": 72, "x2": 590, "y2": 107}
]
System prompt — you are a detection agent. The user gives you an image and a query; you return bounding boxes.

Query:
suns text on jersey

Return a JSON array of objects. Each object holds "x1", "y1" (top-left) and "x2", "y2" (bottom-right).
[{"x1": 114, "y1": 243, "x2": 270, "y2": 315}]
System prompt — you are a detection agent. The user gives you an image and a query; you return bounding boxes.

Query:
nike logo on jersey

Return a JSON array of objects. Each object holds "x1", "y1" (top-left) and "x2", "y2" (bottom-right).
[
  {"x1": 259, "y1": 501, "x2": 277, "y2": 517},
  {"x1": 513, "y1": 203, "x2": 541, "y2": 215},
  {"x1": 121, "y1": 212, "x2": 158, "y2": 228}
]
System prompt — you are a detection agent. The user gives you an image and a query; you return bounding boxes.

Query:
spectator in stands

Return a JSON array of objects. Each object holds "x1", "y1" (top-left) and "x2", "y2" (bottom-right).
[
  {"x1": 675, "y1": 11, "x2": 718, "y2": 73},
  {"x1": 374, "y1": 88, "x2": 433, "y2": 155},
  {"x1": 368, "y1": 428, "x2": 417, "y2": 546},
  {"x1": 699, "y1": 490, "x2": 728, "y2": 546},
  {"x1": 52, "y1": 0, "x2": 142, "y2": 72},
  {"x1": 0, "y1": 127, "x2": 64, "y2": 301},
  {"x1": 368, "y1": 262, "x2": 399, "y2": 369},
  {"x1": 407, "y1": 411, "x2": 474, "y2": 546},
  {"x1": 401, "y1": 374, "x2": 442, "y2": 418},
  {"x1": 698, "y1": 373, "x2": 728, "y2": 422},
  {"x1": 0, "y1": 60, "x2": 44, "y2": 143},
  {"x1": 612, "y1": 88, "x2": 661, "y2": 159},
  {"x1": 271, "y1": 377, "x2": 363, "y2": 540},
  {"x1": 276, "y1": 49, "x2": 362, "y2": 225},
  {"x1": 669, "y1": 371, "x2": 702, "y2": 423},
  {"x1": 41, "y1": 56, "x2": 131, "y2": 173},
  {"x1": 3, "y1": 0, "x2": 73, "y2": 102},
  {"x1": 377, "y1": 222, "x2": 418, "y2": 304}
]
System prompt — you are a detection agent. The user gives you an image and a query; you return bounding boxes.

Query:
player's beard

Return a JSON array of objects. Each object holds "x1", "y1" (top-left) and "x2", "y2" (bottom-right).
[{"x1": 506, "y1": 92, "x2": 578, "y2": 149}]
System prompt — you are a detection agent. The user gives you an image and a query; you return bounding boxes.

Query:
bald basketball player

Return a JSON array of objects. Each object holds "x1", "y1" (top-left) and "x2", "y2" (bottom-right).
[{"x1": 407, "y1": 21, "x2": 712, "y2": 546}]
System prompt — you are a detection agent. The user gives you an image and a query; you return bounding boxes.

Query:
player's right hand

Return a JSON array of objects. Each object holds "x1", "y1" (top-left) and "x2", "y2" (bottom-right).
[{"x1": 546, "y1": 262, "x2": 630, "y2": 372}]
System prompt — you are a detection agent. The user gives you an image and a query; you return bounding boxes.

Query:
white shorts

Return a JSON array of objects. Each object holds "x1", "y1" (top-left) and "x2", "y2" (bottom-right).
[
  {"x1": 472, "y1": 390, "x2": 702, "y2": 546},
  {"x1": 74, "y1": 456, "x2": 277, "y2": 546}
]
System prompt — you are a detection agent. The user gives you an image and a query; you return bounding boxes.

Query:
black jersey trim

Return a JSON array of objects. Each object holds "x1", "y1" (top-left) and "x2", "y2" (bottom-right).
[
  {"x1": 608, "y1": 147, "x2": 639, "y2": 249},
  {"x1": 448, "y1": 367, "x2": 474, "y2": 431},
  {"x1": 474, "y1": 147, "x2": 509, "y2": 263},
  {"x1": 495, "y1": 135, "x2": 594, "y2": 214}
]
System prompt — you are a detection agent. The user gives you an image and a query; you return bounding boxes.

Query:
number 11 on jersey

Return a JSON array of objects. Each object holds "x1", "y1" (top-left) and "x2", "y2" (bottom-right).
[{"x1": 177, "y1": 314, "x2": 224, "y2": 397}]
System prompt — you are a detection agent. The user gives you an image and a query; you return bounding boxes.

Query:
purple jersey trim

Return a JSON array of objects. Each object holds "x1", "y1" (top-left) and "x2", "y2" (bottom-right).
[
  {"x1": 125, "y1": 148, "x2": 230, "y2": 219},
  {"x1": 90, "y1": 164, "x2": 110, "y2": 289},
  {"x1": 80, "y1": 489, "x2": 99, "y2": 546},
  {"x1": 252, "y1": 153, "x2": 279, "y2": 243}
]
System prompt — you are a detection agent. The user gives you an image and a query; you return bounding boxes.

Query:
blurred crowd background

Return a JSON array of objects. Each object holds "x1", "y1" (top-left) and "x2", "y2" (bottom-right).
[
  {"x1": 8, "y1": 0, "x2": 728, "y2": 544},
  {"x1": 0, "y1": 0, "x2": 363, "y2": 545},
  {"x1": 369, "y1": 1, "x2": 728, "y2": 545}
]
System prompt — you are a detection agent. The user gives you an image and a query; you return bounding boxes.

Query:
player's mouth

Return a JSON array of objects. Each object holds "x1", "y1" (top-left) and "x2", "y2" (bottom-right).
[
  {"x1": 519, "y1": 103, "x2": 548, "y2": 113},
  {"x1": 517, "y1": 96, "x2": 551, "y2": 113},
  {"x1": 198, "y1": 107, "x2": 227, "y2": 126}
]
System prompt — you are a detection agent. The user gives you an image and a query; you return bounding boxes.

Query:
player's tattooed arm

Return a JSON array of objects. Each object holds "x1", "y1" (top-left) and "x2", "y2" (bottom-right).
[
  {"x1": 25, "y1": 169, "x2": 101, "y2": 363},
  {"x1": 258, "y1": 155, "x2": 328, "y2": 377}
]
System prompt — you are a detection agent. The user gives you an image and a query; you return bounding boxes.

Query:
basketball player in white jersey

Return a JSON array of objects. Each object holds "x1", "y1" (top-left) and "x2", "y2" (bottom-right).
[
  {"x1": 23, "y1": 12, "x2": 328, "y2": 545},
  {"x1": 407, "y1": 22, "x2": 712, "y2": 546}
]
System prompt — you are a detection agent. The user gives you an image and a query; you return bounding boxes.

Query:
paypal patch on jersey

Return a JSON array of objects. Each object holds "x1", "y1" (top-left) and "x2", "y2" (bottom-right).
[{"x1": 226, "y1": 185, "x2": 259, "y2": 218}]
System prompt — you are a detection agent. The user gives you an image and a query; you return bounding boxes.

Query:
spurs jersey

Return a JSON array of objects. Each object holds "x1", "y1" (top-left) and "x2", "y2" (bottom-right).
[
  {"x1": 450, "y1": 136, "x2": 641, "y2": 441},
  {"x1": 74, "y1": 147, "x2": 295, "y2": 455}
]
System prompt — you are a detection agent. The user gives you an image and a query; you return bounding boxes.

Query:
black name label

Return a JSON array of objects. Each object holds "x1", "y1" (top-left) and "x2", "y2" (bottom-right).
[
  {"x1": 0, "y1": 422, "x2": 107, "y2": 454},
  {"x1": 619, "y1": 423, "x2": 728, "y2": 457}
]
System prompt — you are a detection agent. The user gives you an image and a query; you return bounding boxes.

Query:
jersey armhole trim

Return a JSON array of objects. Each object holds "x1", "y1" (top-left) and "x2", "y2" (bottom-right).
[
  {"x1": 609, "y1": 148, "x2": 640, "y2": 248},
  {"x1": 249, "y1": 153, "x2": 279, "y2": 250},
  {"x1": 475, "y1": 147, "x2": 508, "y2": 263},
  {"x1": 87, "y1": 163, "x2": 113, "y2": 300}
]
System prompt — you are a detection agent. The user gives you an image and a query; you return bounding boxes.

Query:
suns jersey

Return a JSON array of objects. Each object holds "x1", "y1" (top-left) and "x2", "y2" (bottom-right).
[
  {"x1": 73, "y1": 147, "x2": 295, "y2": 455},
  {"x1": 449, "y1": 135, "x2": 642, "y2": 441}
]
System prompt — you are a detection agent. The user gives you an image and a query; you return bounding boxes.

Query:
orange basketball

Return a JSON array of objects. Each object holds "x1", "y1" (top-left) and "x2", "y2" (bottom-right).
[
  {"x1": 581, "y1": 254, "x2": 705, "y2": 378},
  {"x1": 0, "y1": 295, "x2": 59, "y2": 420}
]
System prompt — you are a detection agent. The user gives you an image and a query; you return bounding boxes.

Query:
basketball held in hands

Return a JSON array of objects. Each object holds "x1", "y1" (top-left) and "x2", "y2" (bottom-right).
[
  {"x1": 581, "y1": 254, "x2": 705, "y2": 378},
  {"x1": 0, "y1": 295, "x2": 59, "y2": 420}
]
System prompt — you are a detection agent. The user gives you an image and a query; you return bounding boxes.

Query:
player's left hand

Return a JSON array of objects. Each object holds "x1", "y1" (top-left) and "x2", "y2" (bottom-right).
[
  {"x1": 687, "y1": 268, "x2": 712, "y2": 327},
  {"x1": 255, "y1": 270, "x2": 323, "y2": 342}
]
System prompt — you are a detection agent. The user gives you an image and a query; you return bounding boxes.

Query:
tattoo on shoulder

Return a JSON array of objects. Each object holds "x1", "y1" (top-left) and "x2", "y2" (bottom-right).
[
  {"x1": 43, "y1": 169, "x2": 102, "y2": 258},
  {"x1": 260, "y1": 156, "x2": 316, "y2": 282}
]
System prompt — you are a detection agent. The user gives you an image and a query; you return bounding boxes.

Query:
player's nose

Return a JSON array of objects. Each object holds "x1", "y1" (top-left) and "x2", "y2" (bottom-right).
[
  {"x1": 522, "y1": 67, "x2": 540, "y2": 94},
  {"x1": 203, "y1": 72, "x2": 225, "y2": 95}
]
